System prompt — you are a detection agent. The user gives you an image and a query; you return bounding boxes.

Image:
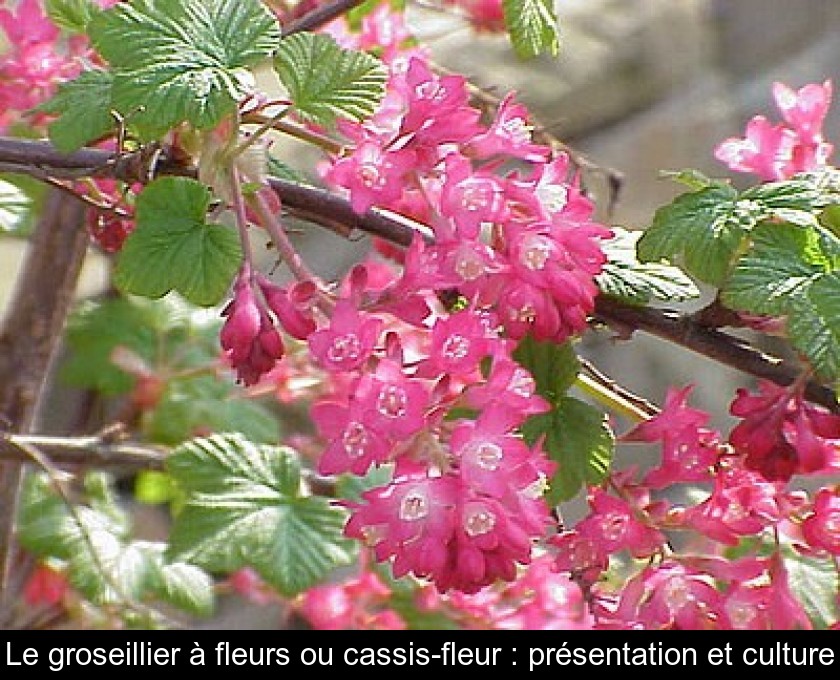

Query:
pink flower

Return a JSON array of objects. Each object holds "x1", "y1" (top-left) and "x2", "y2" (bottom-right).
[
  {"x1": 623, "y1": 386, "x2": 722, "y2": 488},
  {"x1": 419, "y1": 307, "x2": 493, "y2": 379},
  {"x1": 298, "y1": 570, "x2": 406, "y2": 630},
  {"x1": 326, "y1": 139, "x2": 417, "y2": 214},
  {"x1": 715, "y1": 80, "x2": 834, "y2": 180},
  {"x1": 802, "y1": 489, "x2": 840, "y2": 555},
  {"x1": 466, "y1": 357, "x2": 549, "y2": 417},
  {"x1": 773, "y1": 80, "x2": 832, "y2": 145},
  {"x1": 257, "y1": 276, "x2": 317, "y2": 341},
  {"x1": 354, "y1": 357, "x2": 430, "y2": 440},
  {"x1": 23, "y1": 562, "x2": 68, "y2": 607},
  {"x1": 715, "y1": 116, "x2": 795, "y2": 181},
  {"x1": 598, "y1": 562, "x2": 727, "y2": 629},
  {"x1": 220, "y1": 266, "x2": 285, "y2": 386},
  {"x1": 345, "y1": 473, "x2": 460, "y2": 581},
  {"x1": 728, "y1": 381, "x2": 840, "y2": 481},
  {"x1": 312, "y1": 399, "x2": 393, "y2": 475},
  {"x1": 468, "y1": 93, "x2": 548, "y2": 163},
  {"x1": 0, "y1": 0, "x2": 59, "y2": 48},
  {"x1": 439, "y1": 154, "x2": 508, "y2": 239},
  {"x1": 577, "y1": 488, "x2": 665, "y2": 559},
  {"x1": 450, "y1": 405, "x2": 541, "y2": 498},
  {"x1": 683, "y1": 466, "x2": 783, "y2": 545},
  {"x1": 308, "y1": 300, "x2": 382, "y2": 373}
]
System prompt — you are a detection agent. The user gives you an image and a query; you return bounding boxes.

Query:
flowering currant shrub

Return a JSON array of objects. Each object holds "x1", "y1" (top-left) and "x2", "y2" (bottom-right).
[{"x1": 1, "y1": 0, "x2": 840, "y2": 630}]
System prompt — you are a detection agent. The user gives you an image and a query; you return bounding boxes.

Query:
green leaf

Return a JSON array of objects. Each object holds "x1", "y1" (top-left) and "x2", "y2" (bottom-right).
[
  {"x1": 783, "y1": 549, "x2": 840, "y2": 629},
  {"x1": 89, "y1": 0, "x2": 280, "y2": 139},
  {"x1": 521, "y1": 396, "x2": 614, "y2": 503},
  {"x1": 45, "y1": 0, "x2": 101, "y2": 32},
  {"x1": 140, "y1": 543, "x2": 215, "y2": 617},
  {"x1": 637, "y1": 184, "x2": 745, "y2": 286},
  {"x1": 167, "y1": 434, "x2": 356, "y2": 595},
  {"x1": 19, "y1": 473, "x2": 215, "y2": 615},
  {"x1": 334, "y1": 464, "x2": 394, "y2": 504},
  {"x1": 659, "y1": 168, "x2": 729, "y2": 192},
  {"x1": 145, "y1": 374, "x2": 279, "y2": 444},
  {"x1": 274, "y1": 32, "x2": 387, "y2": 128},
  {"x1": 37, "y1": 70, "x2": 115, "y2": 152},
  {"x1": 68, "y1": 536, "x2": 149, "y2": 605},
  {"x1": 115, "y1": 177, "x2": 241, "y2": 306},
  {"x1": 722, "y1": 222, "x2": 838, "y2": 316},
  {"x1": 786, "y1": 272, "x2": 840, "y2": 380},
  {"x1": 0, "y1": 177, "x2": 33, "y2": 233},
  {"x1": 61, "y1": 297, "x2": 157, "y2": 395},
  {"x1": 18, "y1": 474, "x2": 79, "y2": 559},
  {"x1": 267, "y1": 156, "x2": 308, "y2": 184},
  {"x1": 598, "y1": 227, "x2": 700, "y2": 305},
  {"x1": 502, "y1": 0, "x2": 560, "y2": 60},
  {"x1": 135, "y1": 471, "x2": 178, "y2": 505},
  {"x1": 722, "y1": 222, "x2": 840, "y2": 378},
  {"x1": 512, "y1": 335, "x2": 579, "y2": 404}
]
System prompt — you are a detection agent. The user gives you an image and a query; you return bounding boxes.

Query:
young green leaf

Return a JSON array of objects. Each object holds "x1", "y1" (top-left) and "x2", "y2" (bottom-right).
[
  {"x1": 89, "y1": 0, "x2": 281, "y2": 139},
  {"x1": 722, "y1": 222, "x2": 840, "y2": 378},
  {"x1": 521, "y1": 396, "x2": 614, "y2": 503},
  {"x1": 598, "y1": 227, "x2": 700, "y2": 305},
  {"x1": 722, "y1": 222, "x2": 839, "y2": 316},
  {"x1": 636, "y1": 184, "x2": 744, "y2": 286},
  {"x1": 115, "y1": 177, "x2": 242, "y2": 306},
  {"x1": 785, "y1": 272, "x2": 840, "y2": 380},
  {"x1": 37, "y1": 70, "x2": 115, "y2": 153},
  {"x1": 274, "y1": 32, "x2": 387, "y2": 128},
  {"x1": 512, "y1": 335, "x2": 579, "y2": 404},
  {"x1": 167, "y1": 434, "x2": 356, "y2": 596},
  {"x1": 139, "y1": 543, "x2": 215, "y2": 617},
  {"x1": 45, "y1": 0, "x2": 101, "y2": 33},
  {"x1": 502, "y1": 0, "x2": 561, "y2": 60},
  {"x1": 61, "y1": 293, "x2": 222, "y2": 395},
  {"x1": 783, "y1": 548, "x2": 840, "y2": 629}
]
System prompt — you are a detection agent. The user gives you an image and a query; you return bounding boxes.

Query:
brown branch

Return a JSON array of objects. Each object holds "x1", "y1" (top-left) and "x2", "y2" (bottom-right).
[
  {"x1": 0, "y1": 433, "x2": 167, "y2": 470},
  {"x1": 0, "y1": 137, "x2": 836, "y2": 412},
  {"x1": 0, "y1": 189, "x2": 88, "y2": 611},
  {"x1": 282, "y1": 0, "x2": 366, "y2": 35},
  {"x1": 592, "y1": 297, "x2": 839, "y2": 413}
]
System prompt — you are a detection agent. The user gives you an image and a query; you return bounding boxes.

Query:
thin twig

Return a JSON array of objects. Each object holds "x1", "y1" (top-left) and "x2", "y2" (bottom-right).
[{"x1": 282, "y1": 0, "x2": 366, "y2": 35}]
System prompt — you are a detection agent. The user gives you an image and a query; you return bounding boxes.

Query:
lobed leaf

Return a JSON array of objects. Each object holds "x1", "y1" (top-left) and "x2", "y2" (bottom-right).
[
  {"x1": 89, "y1": 0, "x2": 280, "y2": 139},
  {"x1": 521, "y1": 396, "x2": 614, "y2": 503},
  {"x1": 273, "y1": 32, "x2": 387, "y2": 128},
  {"x1": 114, "y1": 177, "x2": 242, "y2": 306},
  {"x1": 167, "y1": 434, "x2": 356, "y2": 596},
  {"x1": 502, "y1": 0, "x2": 561, "y2": 60},
  {"x1": 598, "y1": 227, "x2": 700, "y2": 305}
]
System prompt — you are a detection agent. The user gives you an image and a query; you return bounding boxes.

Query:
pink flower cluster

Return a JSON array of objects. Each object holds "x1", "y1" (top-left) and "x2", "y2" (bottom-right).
[
  {"x1": 211, "y1": 11, "x2": 612, "y2": 596},
  {"x1": 297, "y1": 569, "x2": 406, "y2": 630},
  {"x1": 550, "y1": 381, "x2": 840, "y2": 629},
  {"x1": 0, "y1": 0, "x2": 98, "y2": 131},
  {"x1": 715, "y1": 80, "x2": 833, "y2": 180}
]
